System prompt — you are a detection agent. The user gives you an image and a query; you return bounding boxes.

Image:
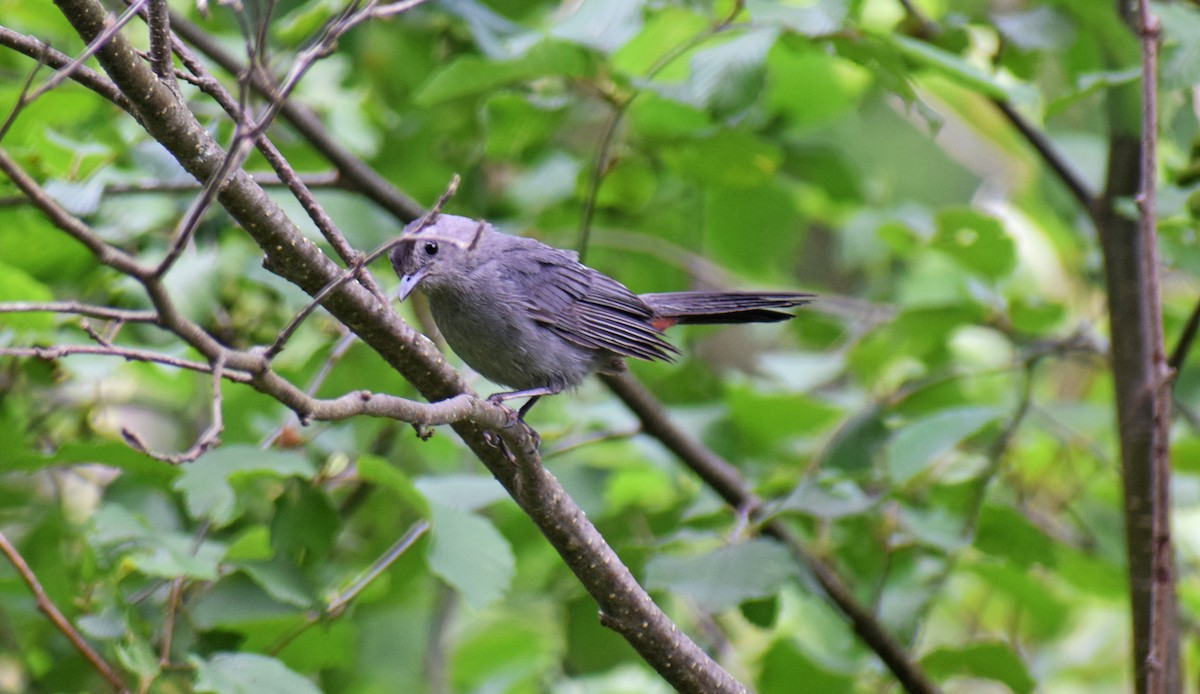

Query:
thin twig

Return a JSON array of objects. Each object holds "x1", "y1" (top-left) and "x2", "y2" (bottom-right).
[
  {"x1": 26, "y1": 0, "x2": 147, "y2": 105},
  {"x1": 0, "y1": 46, "x2": 46, "y2": 145},
  {"x1": 601, "y1": 371, "x2": 942, "y2": 694},
  {"x1": 0, "y1": 27, "x2": 131, "y2": 112},
  {"x1": 1168, "y1": 297, "x2": 1200, "y2": 374},
  {"x1": 890, "y1": 0, "x2": 1098, "y2": 219},
  {"x1": 121, "y1": 353, "x2": 226, "y2": 464},
  {"x1": 327, "y1": 520, "x2": 430, "y2": 615},
  {"x1": 168, "y1": 12, "x2": 425, "y2": 221},
  {"x1": 259, "y1": 327, "x2": 357, "y2": 448},
  {"x1": 576, "y1": 0, "x2": 744, "y2": 260},
  {"x1": 146, "y1": 0, "x2": 176, "y2": 92},
  {"x1": 0, "y1": 344, "x2": 250, "y2": 380},
  {"x1": 0, "y1": 302, "x2": 157, "y2": 323},
  {"x1": 158, "y1": 576, "x2": 184, "y2": 666},
  {"x1": 991, "y1": 98, "x2": 1098, "y2": 215},
  {"x1": 158, "y1": 18, "x2": 386, "y2": 303},
  {"x1": 264, "y1": 174, "x2": 460, "y2": 359},
  {"x1": 0, "y1": 172, "x2": 342, "y2": 208},
  {"x1": 0, "y1": 531, "x2": 131, "y2": 693},
  {"x1": 265, "y1": 520, "x2": 430, "y2": 656}
]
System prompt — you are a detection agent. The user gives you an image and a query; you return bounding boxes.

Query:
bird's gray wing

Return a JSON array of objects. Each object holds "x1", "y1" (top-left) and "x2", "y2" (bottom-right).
[{"x1": 504, "y1": 244, "x2": 678, "y2": 362}]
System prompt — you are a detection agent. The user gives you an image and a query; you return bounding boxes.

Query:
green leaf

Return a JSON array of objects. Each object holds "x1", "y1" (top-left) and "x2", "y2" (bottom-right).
[
  {"x1": 887, "y1": 34, "x2": 1019, "y2": 101},
  {"x1": 356, "y1": 455, "x2": 428, "y2": 514},
  {"x1": 702, "y1": 181, "x2": 799, "y2": 274},
  {"x1": 425, "y1": 502, "x2": 514, "y2": 610},
  {"x1": 974, "y1": 503, "x2": 1056, "y2": 568},
  {"x1": 76, "y1": 609, "x2": 126, "y2": 640},
  {"x1": 662, "y1": 130, "x2": 782, "y2": 187},
  {"x1": 758, "y1": 639, "x2": 854, "y2": 694},
  {"x1": 550, "y1": 0, "x2": 643, "y2": 53},
  {"x1": 116, "y1": 639, "x2": 161, "y2": 681},
  {"x1": 235, "y1": 559, "x2": 316, "y2": 609},
  {"x1": 88, "y1": 504, "x2": 225, "y2": 580},
  {"x1": 932, "y1": 208, "x2": 1016, "y2": 280},
  {"x1": 483, "y1": 93, "x2": 566, "y2": 158},
  {"x1": 727, "y1": 386, "x2": 843, "y2": 452},
  {"x1": 644, "y1": 539, "x2": 795, "y2": 611},
  {"x1": 0, "y1": 261, "x2": 53, "y2": 330},
  {"x1": 415, "y1": 474, "x2": 508, "y2": 513},
  {"x1": 659, "y1": 28, "x2": 776, "y2": 116},
  {"x1": 746, "y1": 0, "x2": 850, "y2": 36},
  {"x1": 193, "y1": 653, "x2": 321, "y2": 694},
  {"x1": 886, "y1": 406, "x2": 1001, "y2": 483},
  {"x1": 189, "y1": 574, "x2": 299, "y2": 629},
  {"x1": 270, "y1": 483, "x2": 339, "y2": 562},
  {"x1": 130, "y1": 533, "x2": 225, "y2": 580},
  {"x1": 415, "y1": 40, "x2": 593, "y2": 105},
  {"x1": 1157, "y1": 3, "x2": 1200, "y2": 91},
  {"x1": 820, "y1": 409, "x2": 888, "y2": 474},
  {"x1": 611, "y1": 7, "x2": 709, "y2": 76},
  {"x1": 172, "y1": 445, "x2": 314, "y2": 526},
  {"x1": 9, "y1": 441, "x2": 180, "y2": 481},
  {"x1": 765, "y1": 39, "x2": 870, "y2": 126},
  {"x1": 777, "y1": 479, "x2": 875, "y2": 519},
  {"x1": 921, "y1": 641, "x2": 1035, "y2": 694}
]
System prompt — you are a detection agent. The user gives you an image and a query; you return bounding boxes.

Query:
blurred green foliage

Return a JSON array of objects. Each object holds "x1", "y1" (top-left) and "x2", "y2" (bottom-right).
[{"x1": 1, "y1": 0, "x2": 1199, "y2": 692}]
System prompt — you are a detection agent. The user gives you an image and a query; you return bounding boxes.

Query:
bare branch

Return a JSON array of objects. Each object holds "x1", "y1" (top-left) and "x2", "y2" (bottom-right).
[
  {"x1": 0, "y1": 344, "x2": 250, "y2": 381},
  {"x1": 0, "y1": 27, "x2": 131, "y2": 112},
  {"x1": 0, "y1": 301, "x2": 158, "y2": 323},
  {"x1": 0, "y1": 46, "x2": 46, "y2": 145},
  {"x1": 1168, "y1": 298, "x2": 1200, "y2": 374},
  {"x1": 1131, "y1": 2, "x2": 1176, "y2": 691},
  {"x1": 0, "y1": 172, "x2": 342, "y2": 208},
  {"x1": 0, "y1": 150, "x2": 151, "y2": 278},
  {"x1": 26, "y1": 0, "x2": 147, "y2": 106},
  {"x1": 168, "y1": 12, "x2": 425, "y2": 222},
  {"x1": 327, "y1": 520, "x2": 431, "y2": 615},
  {"x1": 266, "y1": 520, "x2": 431, "y2": 656},
  {"x1": 0, "y1": 530, "x2": 131, "y2": 693},
  {"x1": 121, "y1": 353, "x2": 226, "y2": 464},
  {"x1": 146, "y1": 0, "x2": 176, "y2": 92},
  {"x1": 600, "y1": 371, "x2": 943, "y2": 694}
]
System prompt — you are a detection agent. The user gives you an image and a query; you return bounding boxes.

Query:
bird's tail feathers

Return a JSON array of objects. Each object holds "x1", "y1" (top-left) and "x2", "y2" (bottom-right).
[{"x1": 640, "y1": 291, "x2": 813, "y2": 326}]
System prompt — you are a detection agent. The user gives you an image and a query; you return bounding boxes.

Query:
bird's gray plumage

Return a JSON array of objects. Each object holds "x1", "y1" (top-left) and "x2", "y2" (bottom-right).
[{"x1": 389, "y1": 215, "x2": 812, "y2": 412}]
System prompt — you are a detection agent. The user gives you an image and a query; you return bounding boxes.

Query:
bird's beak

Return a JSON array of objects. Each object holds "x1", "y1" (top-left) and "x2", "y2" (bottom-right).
[{"x1": 396, "y1": 268, "x2": 428, "y2": 302}]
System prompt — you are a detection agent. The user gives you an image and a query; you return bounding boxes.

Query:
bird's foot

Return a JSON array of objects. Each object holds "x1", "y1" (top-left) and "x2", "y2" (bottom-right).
[{"x1": 486, "y1": 396, "x2": 520, "y2": 425}]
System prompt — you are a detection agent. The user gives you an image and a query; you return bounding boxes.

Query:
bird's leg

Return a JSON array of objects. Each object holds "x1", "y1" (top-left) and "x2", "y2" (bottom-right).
[{"x1": 486, "y1": 386, "x2": 559, "y2": 422}]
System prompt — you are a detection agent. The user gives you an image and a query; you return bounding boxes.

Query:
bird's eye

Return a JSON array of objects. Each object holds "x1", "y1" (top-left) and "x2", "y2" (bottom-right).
[{"x1": 423, "y1": 241, "x2": 439, "y2": 256}]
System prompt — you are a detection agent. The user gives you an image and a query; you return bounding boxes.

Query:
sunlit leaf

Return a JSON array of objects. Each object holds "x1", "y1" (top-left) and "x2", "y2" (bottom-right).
[
  {"x1": 415, "y1": 41, "x2": 594, "y2": 105},
  {"x1": 193, "y1": 653, "x2": 321, "y2": 694},
  {"x1": 922, "y1": 642, "x2": 1035, "y2": 694},
  {"x1": 886, "y1": 406, "x2": 1001, "y2": 483},
  {"x1": 425, "y1": 502, "x2": 514, "y2": 610},
  {"x1": 644, "y1": 539, "x2": 796, "y2": 611},
  {"x1": 172, "y1": 446, "x2": 314, "y2": 526}
]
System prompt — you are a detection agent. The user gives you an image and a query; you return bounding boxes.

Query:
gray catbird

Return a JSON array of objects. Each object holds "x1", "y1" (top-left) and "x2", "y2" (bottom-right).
[{"x1": 389, "y1": 215, "x2": 812, "y2": 418}]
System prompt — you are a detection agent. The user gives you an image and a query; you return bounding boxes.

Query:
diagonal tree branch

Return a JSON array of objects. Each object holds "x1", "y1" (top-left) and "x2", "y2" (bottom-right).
[
  {"x1": 601, "y1": 372, "x2": 942, "y2": 694},
  {"x1": 45, "y1": 1, "x2": 746, "y2": 690},
  {"x1": 0, "y1": 531, "x2": 130, "y2": 693}
]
